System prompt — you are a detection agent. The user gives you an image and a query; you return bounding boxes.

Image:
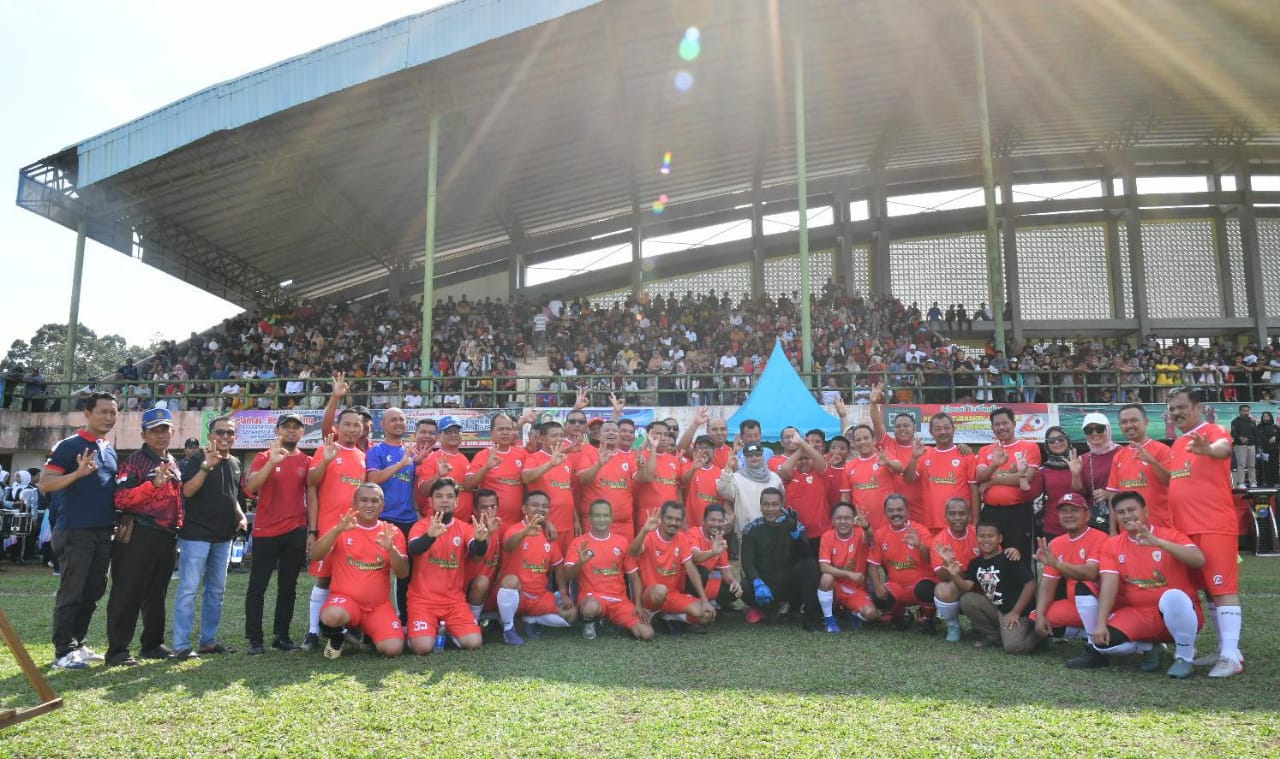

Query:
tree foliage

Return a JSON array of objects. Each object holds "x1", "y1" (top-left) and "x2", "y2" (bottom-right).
[{"x1": 2, "y1": 323, "x2": 145, "y2": 381}]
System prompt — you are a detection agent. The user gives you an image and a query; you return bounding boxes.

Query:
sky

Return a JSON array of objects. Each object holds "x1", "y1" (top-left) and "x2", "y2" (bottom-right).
[{"x1": 0, "y1": 0, "x2": 453, "y2": 353}]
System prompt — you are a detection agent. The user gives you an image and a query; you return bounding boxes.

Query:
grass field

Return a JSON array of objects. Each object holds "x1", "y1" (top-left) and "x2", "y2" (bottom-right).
[{"x1": 1, "y1": 557, "x2": 1277, "y2": 758}]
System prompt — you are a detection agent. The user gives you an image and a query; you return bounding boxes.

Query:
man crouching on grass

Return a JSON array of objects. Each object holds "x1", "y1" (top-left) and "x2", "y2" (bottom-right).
[
  {"x1": 946, "y1": 522, "x2": 1038, "y2": 653},
  {"x1": 310, "y1": 484, "x2": 409, "y2": 659}
]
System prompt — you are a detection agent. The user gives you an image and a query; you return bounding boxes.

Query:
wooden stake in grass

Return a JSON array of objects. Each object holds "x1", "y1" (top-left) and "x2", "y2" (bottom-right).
[{"x1": 0, "y1": 609, "x2": 62, "y2": 730}]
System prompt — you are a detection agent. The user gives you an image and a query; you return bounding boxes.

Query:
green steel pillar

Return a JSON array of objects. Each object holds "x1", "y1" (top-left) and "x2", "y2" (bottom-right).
[
  {"x1": 420, "y1": 113, "x2": 440, "y2": 387},
  {"x1": 794, "y1": 33, "x2": 813, "y2": 376},
  {"x1": 973, "y1": 6, "x2": 1005, "y2": 351},
  {"x1": 63, "y1": 219, "x2": 87, "y2": 386}
]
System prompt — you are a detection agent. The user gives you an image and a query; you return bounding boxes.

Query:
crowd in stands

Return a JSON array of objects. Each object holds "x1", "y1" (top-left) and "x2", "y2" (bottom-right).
[{"x1": 6, "y1": 280, "x2": 1280, "y2": 412}]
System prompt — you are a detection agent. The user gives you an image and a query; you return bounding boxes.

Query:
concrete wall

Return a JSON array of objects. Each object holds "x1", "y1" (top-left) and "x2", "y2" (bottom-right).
[{"x1": 0, "y1": 409, "x2": 208, "y2": 456}]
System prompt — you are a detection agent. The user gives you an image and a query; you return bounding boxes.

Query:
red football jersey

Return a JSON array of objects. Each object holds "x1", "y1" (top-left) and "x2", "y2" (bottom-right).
[
  {"x1": 469, "y1": 446, "x2": 527, "y2": 525},
  {"x1": 818, "y1": 528, "x2": 869, "y2": 577},
  {"x1": 327, "y1": 520, "x2": 406, "y2": 608},
  {"x1": 524, "y1": 449, "x2": 578, "y2": 534},
  {"x1": 248, "y1": 449, "x2": 309, "y2": 539},
  {"x1": 785, "y1": 468, "x2": 832, "y2": 539},
  {"x1": 684, "y1": 526, "x2": 731, "y2": 573},
  {"x1": 500, "y1": 521, "x2": 562, "y2": 593},
  {"x1": 1042, "y1": 527, "x2": 1109, "y2": 597},
  {"x1": 416, "y1": 449, "x2": 473, "y2": 520},
  {"x1": 1107, "y1": 440, "x2": 1173, "y2": 528},
  {"x1": 579, "y1": 450, "x2": 638, "y2": 531},
  {"x1": 1099, "y1": 526, "x2": 1199, "y2": 608},
  {"x1": 1167, "y1": 423, "x2": 1235, "y2": 536},
  {"x1": 407, "y1": 517, "x2": 475, "y2": 602},
  {"x1": 914, "y1": 446, "x2": 977, "y2": 532},
  {"x1": 881, "y1": 434, "x2": 924, "y2": 525},
  {"x1": 977, "y1": 440, "x2": 1041, "y2": 506},
  {"x1": 928, "y1": 524, "x2": 981, "y2": 575},
  {"x1": 309, "y1": 445, "x2": 367, "y2": 534},
  {"x1": 682, "y1": 463, "x2": 722, "y2": 528},
  {"x1": 867, "y1": 522, "x2": 931, "y2": 587},
  {"x1": 846, "y1": 455, "x2": 897, "y2": 532},
  {"x1": 564, "y1": 532, "x2": 636, "y2": 600},
  {"x1": 635, "y1": 529, "x2": 692, "y2": 592},
  {"x1": 635, "y1": 451, "x2": 682, "y2": 526}
]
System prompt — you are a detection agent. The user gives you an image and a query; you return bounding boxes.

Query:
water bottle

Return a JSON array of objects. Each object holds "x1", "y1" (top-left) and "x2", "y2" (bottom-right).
[
  {"x1": 230, "y1": 535, "x2": 246, "y2": 565},
  {"x1": 434, "y1": 621, "x2": 447, "y2": 653}
]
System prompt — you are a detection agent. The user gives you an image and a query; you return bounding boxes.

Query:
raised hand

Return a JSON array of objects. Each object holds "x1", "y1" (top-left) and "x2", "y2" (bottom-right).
[
  {"x1": 438, "y1": 458, "x2": 453, "y2": 478},
  {"x1": 336, "y1": 509, "x2": 357, "y2": 532},
  {"x1": 573, "y1": 391, "x2": 589, "y2": 411},
  {"x1": 642, "y1": 508, "x2": 661, "y2": 534},
  {"x1": 1034, "y1": 537, "x2": 1052, "y2": 566},
  {"x1": 1066, "y1": 448, "x2": 1081, "y2": 474},
  {"x1": 711, "y1": 535, "x2": 728, "y2": 554},
  {"x1": 332, "y1": 371, "x2": 350, "y2": 399},
  {"x1": 1187, "y1": 432, "x2": 1213, "y2": 456},
  {"x1": 834, "y1": 396, "x2": 847, "y2": 418},
  {"x1": 471, "y1": 515, "x2": 490, "y2": 543},
  {"x1": 578, "y1": 542, "x2": 595, "y2": 564},
  {"x1": 426, "y1": 512, "x2": 448, "y2": 538},
  {"x1": 912, "y1": 437, "x2": 927, "y2": 459},
  {"x1": 322, "y1": 433, "x2": 338, "y2": 463},
  {"x1": 904, "y1": 527, "x2": 921, "y2": 549},
  {"x1": 375, "y1": 523, "x2": 397, "y2": 550},
  {"x1": 694, "y1": 406, "x2": 709, "y2": 427},
  {"x1": 486, "y1": 514, "x2": 503, "y2": 537},
  {"x1": 267, "y1": 437, "x2": 288, "y2": 465},
  {"x1": 869, "y1": 383, "x2": 885, "y2": 405},
  {"x1": 75, "y1": 448, "x2": 100, "y2": 477},
  {"x1": 1133, "y1": 443, "x2": 1157, "y2": 466},
  {"x1": 524, "y1": 513, "x2": 545, "y2": 536},
  {"x1": 853, "y1": 510, "x2": 870, "y2": 530},
  {"x1": 990, "y1": 446, "x2": 1008, "y2": 468},
  {"x1": 610, "y1": 392, "x2": 624, "y2": 416}
]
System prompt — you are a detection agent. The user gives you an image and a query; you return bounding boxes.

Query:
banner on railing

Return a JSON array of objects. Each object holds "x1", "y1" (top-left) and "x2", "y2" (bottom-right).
[
  {"x1": 201, "y1": 408, "x2": 501, "y2": 449},
  {"x1": 881, "y1": 403, "x2": 1055, "y2": 445}
]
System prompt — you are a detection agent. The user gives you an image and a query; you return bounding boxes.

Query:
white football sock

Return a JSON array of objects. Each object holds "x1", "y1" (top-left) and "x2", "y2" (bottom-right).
[
  {"x1": 1095, "y1": 640, "x2": 1152, "y2": 656},
  {"x1": 1216, "y1": 605, "x2": 1243, "y2": 660},
  {"x1": 309, "y1": 586, "x2": 329, "y2": 635},
  {"x1": 934, "y1": 598, "x2": 960, "y2": 623},
  {"x1": 1064, "y1": 626, "x2": 1086, "y2": 641},
  {"x1": 527, "y1": 613, "x2": 571, "y2": 628},
  {"x1": 1159, "y1": 589, "x2": 1199, "y2": 662},
  {"x1": 470, "y1": 604, "x2": 483, "y2": 623},
  {"x1": 817, "y1": 589, "x2": 835, "y2": 618},
  {"x1": 1074, "y1": 595, "x2": 1099, "y2": 643},
  {"x1": 497, "y1": 588, "x2": 520, "y2": 630}
]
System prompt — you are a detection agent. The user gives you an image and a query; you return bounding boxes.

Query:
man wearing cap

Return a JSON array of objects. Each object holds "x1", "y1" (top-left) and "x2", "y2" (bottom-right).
[
  {"x1": 173, "y1": 415, "x2": 247, "y2": 659},
  {"x1": 180, "y1": 437, "x2": 202, "y2": 466},
  {"x1": 365, "y1": 407, "x2": 427, "y2": 624},
  {"x1": 718, "y1": 442, "x2": 784, "y2": 534},
  {"x1": 1107, "y1": 404, "x2": 1173, "y2": 528},
  {"x1": 104, "y1": 407, "x2": 183, "y2": 666},
  {"x1": 1031, "y1": 492, "x2": 1110, "y2": 667},
  {"x1": 416, "y1": 416, "x2": 472, "y2": 519},
  {"x1": 243, "y1": 412, "x2": 310, "y2": 655},
  {"x1": 41, "y1": 391, "x2": 120, "y2": 670}
]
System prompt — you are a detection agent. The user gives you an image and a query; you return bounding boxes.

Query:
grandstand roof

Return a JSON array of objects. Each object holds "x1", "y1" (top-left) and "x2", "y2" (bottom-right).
[{"x1": 17, "y1": 0, "x2": 1280, "y2": 310}]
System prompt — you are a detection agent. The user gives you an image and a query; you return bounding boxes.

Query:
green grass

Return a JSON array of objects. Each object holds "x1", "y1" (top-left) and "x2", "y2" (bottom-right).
[{"x1": 1, "y1": 558, "x2": 1278, "y2": 757}]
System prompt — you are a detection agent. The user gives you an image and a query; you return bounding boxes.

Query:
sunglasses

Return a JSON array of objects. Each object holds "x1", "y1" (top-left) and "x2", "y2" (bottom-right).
[
  {"x1": 1046, "y1": 435, "x2": 1068, "y2": 443},
  {"x1": 1083, "y1": 425, "x2": 1106, "y2": 435},
  {"x1": 211, "y1": 429, "x2": 236, "y2": 437}
]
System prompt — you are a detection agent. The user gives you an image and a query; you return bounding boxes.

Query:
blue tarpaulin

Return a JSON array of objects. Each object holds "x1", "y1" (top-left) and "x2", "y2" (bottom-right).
[{"x1": 727, "y1": 340, "x2": 841, "y2": 441}]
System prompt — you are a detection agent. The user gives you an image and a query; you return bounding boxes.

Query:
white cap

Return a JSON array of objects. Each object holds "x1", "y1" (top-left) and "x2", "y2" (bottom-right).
[{"x1": 1082, "y1": 412, "x2": 1109, "y2": 429}]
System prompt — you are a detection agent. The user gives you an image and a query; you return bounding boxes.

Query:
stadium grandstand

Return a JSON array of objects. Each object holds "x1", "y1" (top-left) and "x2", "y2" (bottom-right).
[{"x1": 7, "y1": 0, "x2": 1280, "y2": 461}]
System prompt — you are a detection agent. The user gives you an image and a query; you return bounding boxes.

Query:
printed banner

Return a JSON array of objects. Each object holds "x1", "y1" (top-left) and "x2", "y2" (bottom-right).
[
  {"x1": 210, "y1": 408, "x2": 501, "y2": 449},
  {"x1": 885, "y1": 403, "x2": 1056, "y2": 445}
]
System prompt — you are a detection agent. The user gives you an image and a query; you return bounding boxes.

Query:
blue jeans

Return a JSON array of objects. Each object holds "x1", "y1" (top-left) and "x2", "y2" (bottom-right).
[{"x1": 173, "y1": 538, "x2": 232, "y2": 650}]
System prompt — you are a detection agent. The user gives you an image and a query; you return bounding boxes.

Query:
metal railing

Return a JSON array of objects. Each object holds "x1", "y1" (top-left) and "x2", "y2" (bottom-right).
[{"x1": 2, "y1": 369, "x2": 1274, "y2": 413}]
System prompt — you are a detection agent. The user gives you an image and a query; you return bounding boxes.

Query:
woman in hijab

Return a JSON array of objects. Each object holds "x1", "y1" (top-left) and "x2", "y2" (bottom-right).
[
  {"x1": 1253, "y1": 411, "x2": 1279, "y2": 487},
  {"x1": 1076, "y1": 412, "x2": 1121, "y2": 533},
  {"x1": 1039, "y1": 426, "x2": 1086, "y2": 541}
]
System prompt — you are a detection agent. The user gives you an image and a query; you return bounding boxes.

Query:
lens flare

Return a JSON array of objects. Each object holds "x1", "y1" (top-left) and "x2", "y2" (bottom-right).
[
  {"x1": 659, "y1": 151, "x2": 672, "y2": 174},
  {"x1": 674, "y1": 71, "x2": 694, "y2": 92}
]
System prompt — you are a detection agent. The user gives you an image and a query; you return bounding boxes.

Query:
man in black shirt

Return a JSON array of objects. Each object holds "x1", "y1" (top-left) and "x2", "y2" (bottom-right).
[
  {"x1": 948, "y1": 522, "x2": 1037, "y2": 653},
  {"x1": 172, "y1": 416, "x2": 247, "y2": 659},
  {"x1": 739, "y1": 488, "x2": 821, "y2": 630}
]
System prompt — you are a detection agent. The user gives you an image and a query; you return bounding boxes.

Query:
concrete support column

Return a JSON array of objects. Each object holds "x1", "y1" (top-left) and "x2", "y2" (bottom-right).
[
  {"x1": 999, "y1": 168, "x2": 1023, "y2": 347},
  {"x1": 1237, "y1": 158, "x2": 1269, "y2": 347},
  {"x1": 1121, "y1": 161, "x2": 1150, "y2": 340}
]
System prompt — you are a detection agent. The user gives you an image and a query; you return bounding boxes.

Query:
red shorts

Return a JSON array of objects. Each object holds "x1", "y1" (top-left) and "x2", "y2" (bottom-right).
[
  {"x1": 322, "y1": 595, "x2": 402, "y2": 644},
  {"x1": 1030, "y1": 598, "x2": 1082, "y2": 629},
  {"x1": 835, "y1": 583, "x2": 874, "y2": 613},
  {"x1": 517, "y1": 590, "x2": 560, "y2": 617},
  {"x1": 883, "y1": 580, "x2": 934, "y2": 614},
  {"x1": 1106, "y1": 598, "x2": 1203, "y2": 643},
  {"x1": 1190, "y1": 533, "x2": 1239, "y2": 596},
  {"x1": 655, "y1": 590, "x2": 700, "y2": 615},
  {"x1": 309, "y1": 557, "x2": 333, "y2": 579},
  {"x1": 406, "y1": 597, "x2": 481, "y2": 640},
  {"x1": 581, "y1": 593, "x2": 641, "y2": 628}
]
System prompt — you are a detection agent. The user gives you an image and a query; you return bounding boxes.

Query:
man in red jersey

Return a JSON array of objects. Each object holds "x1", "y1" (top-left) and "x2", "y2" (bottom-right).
[
  {"x1": 677, "y1": 407, "x2": 734, "y2": 469},
  {"x1": 243, "y1": 413, "x2": 309, "y2": 655},
  {"x1": 870, "y1": 384, "x2": 924, "y2": 524},
  {"x1": 1107, "y1": 404, "x2": 1172, "y2": 529},
  {"x1": 824, "y1": 435, "x2": 853, "y2": 505},
  {"x1": 767, "y1": 426, "x2": 804, "y2": 474},
  {"x1": 778, "y1": 433, "x2": 830, "y2": 555},
  {"x1": 565, "y1": 499, "x2": 653, "y2": 641},
  {"x1": 684, "y1": 504, "x2": 743, "y2": 611},
  {"x1": 302, "y1": 408, "x2": 367, "y2": 652},
  {"x1": 320, "y1": 372, "x2": 371, "y2": 452},
  {"x1": 312, "y1": 484, "x2": 408, "y2": 659},
  {"x1": 905, "y1": 412, "x2": 979, "y2": 530},
  {"x1": 522, "y1": 421, "x2": 578, "y2": 555},
  {"x1": 929, "y1": 497, "x2": 983, "y2": 642},
  {"x1": 976, "y1": 407, "x2": 1041, "y2": 569},
  {"x1": 635, "y1": 422, "x2": 682, "y2": 535},
  {"x1": 845, "y1": 425, "x2": 897, "y2": 532},
  {"x1": 405, "y1": 479, "x2": 490, "y2": 655},
  {"x1": 464, "y1": 414, "x2": 526, "y2": 526},
  {"x1": 681, "y1": 436, "x2": 724, "y2": 529},
  {"x1": 1091, "y1": 491, "x2": 1205, "y2": 678},
  {"x1": 578, "y1": 420, "x2": 638, "y2": 541},
  {"x1": 464, "y1": 490, "x2": 503, "y2": 623},
  {"x1": 416, "y1": 417, "x2": 473, "y2": 521},
  {"x1": 816, "y1": 502, "x2": 877, "y2": 634},
  {"x1": 867, "y1": 494, "x2": 935, "y2": 629},
  {"x1": 496, "y1": 491, "x2": 576, "y2": 646},
  {"x1": 1165, "y1": 387, "x2": 1244, "y2": 677},
  {"x1": 1028, "y1": 493, "x2": 1110, "y2": 668},
  {"x1": 631, "y1": 501, "x2": 716, "y2": 633}
]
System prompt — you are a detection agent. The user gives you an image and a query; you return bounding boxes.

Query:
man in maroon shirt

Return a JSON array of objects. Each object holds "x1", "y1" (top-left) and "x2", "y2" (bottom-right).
[{"x1": 242, "y1": 412, "x2": 310, "y2": 655}]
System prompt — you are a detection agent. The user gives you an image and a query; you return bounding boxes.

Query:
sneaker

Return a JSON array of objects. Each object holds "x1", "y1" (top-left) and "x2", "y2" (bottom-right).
[
  {"x1": 139, "y1": 645, "x2": 174, "y2": 660},
  {"x1": 197, "y1": 642, "x2": 236, "y2": 655},
  {"x1": 523, "y1": 621, "x2": 542, "y2": 641},
  {"x1": 300, "y1": 633, "x2": 321, "y2": 653},
  {"x1": 52, "y1": 651, "x2": 89, "y2": 670},
  {"x1": 1065, "y1": 647, "x2": 1109, "y2": 669},
  {"x1": 845, "y1": 615, "x2": 863, "y2": 631},
  {"x1": 322, "y1": 639, "x2": 343, "y2": 660},
  {"x1": 661, "y1": 617, "x2": 685, "y2": 635},
  {"x1": 745, "y1": 607, "x2": 765, "y2": 624},
  {"x1": 343, "y1": 630, "x2": 369, "y2": 651},
  {"x1": 106, "y1": 652, "x2": 140, "y2": 667},
  {"x1": 1167, "y1": 658, "x2": 1194, "y2": 679},
  {"x1": 921, "y1": 617, "x2": 938, "y2": 636},
  {"x1": 1192, "y1": 652, "x2": 1219, "y2": 666},
  {"x1": 502, "y1": 627, "x2": 525, "y2": 646},
  {"x1": 1139, "y1": 646, "x2": 1163, "y2": 673},
  {"x1": 171, "y1": 648, "x2": 198, "y2": 662},
  {"x1": 1208, "y1": 655, "x2": 1245, "y2": 678},
  {"x1": 582, "y1": 621, "x2": 597, "y2": 641},
  {"x1": 729, "y1": 598, "x2": 748, "y2": 612},
  {"x1": 271, "y1": 636, "x2": 300, "y2": 652},
  {"x1": 894, "y1": 611, "x2": 915, "y2": 631},
  {"x1": 75, "y1": 646, "x2": 105, "y2": 663},
  {"x1": 247, "y1": 642, "x2": 266, "y2": 656},
  {"x1": 823, "y1": 616, "x2": 841, "y2": 634},
  {"x1": 945, "y1": 621, "x2": 962, "y2": 643}
]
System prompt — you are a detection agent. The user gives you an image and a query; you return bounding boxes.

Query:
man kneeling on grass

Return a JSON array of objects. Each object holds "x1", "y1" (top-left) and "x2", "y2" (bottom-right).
[
  {"x1": 405, "y1": 479, "x2": 490, "y2": 655},
  {"x1": 631, "y1": 501, "x2": 716, "y2": 634},
  {"x1": 1091, "y1": 490, "x2": 1205, "y2": 678},
  {"x1": 497, "y1": 491, "x2": 577, "y2": 645},
  {"x1": 565, "y1": 499, "x2": 653, "y2": 641},
  {"x1": 310, "y1": 484, "x2": 409, "y2": 659},
  {"x1": 944, "y1": 521, "x2": 1037, "y2": 653}
]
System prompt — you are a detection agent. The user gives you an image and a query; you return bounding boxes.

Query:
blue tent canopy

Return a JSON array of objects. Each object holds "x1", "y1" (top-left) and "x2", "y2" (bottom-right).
[{"x1": 727, "y1": 340, "x2": 842, "y2": 442}]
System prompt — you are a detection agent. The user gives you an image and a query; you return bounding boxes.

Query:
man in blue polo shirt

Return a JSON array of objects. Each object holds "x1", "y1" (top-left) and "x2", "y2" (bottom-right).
[
  {"x1": 40, "y1": 391, "x2": 119, "y2": 670},
  {"x1": 365, "y1": 407, "x2": 426, "y2": 623}
]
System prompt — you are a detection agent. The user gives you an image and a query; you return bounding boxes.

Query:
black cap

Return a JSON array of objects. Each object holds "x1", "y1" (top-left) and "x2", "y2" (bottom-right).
[
  {"x1": 743, "y1": 443, "x2": 764, "y2": 455},
  {"x1": 184, "y1": 437, "x2": 201, "y2": 448},
  {"x1": 349, "y1": 405, "x2": 373, "y2": 419},
  {"x1": 276, "y1": 412, "x2": 305, "y2": 428}
]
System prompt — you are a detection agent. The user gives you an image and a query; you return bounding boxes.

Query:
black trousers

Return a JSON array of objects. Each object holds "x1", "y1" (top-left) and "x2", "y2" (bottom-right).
[
  {"x1": 50, "y1": 527, "x2": 113, "y2": 657},
  {"x1": 388, "y1": 521, "x2": 415, "y2": 623},
  {"x1": 244, "y1": 527, "x2": 307, "y2": 643},
  {"x1": 980, "y1": 502, "x2": 1035, "y2": 571},
  {"x1": 106, "y1": 524, "x2": 177, "y2": 656},
  {"x1": 741, "y1": 556, "x2": 821, "y2": 621}
]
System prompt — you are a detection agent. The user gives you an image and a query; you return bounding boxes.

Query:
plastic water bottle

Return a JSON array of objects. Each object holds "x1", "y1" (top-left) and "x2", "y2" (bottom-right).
[
  {"x1": 434, "y1": 621, "x2": 446, "y2": 653},
  {"x1": 230, "y1": 535, "x2": 246, "y2": 565}
]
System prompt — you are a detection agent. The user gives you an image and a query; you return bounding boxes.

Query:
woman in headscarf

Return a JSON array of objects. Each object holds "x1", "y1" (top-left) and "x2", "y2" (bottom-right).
[
  {"x1": 1039, "y1": 426, "x2": 1087, "y2": 542},
  {"x1": 1075, "y1": 412, "x2": 1121, "y2": 533},
  {"x1": 1253, "y1": 411, "x2": 1279, "y2": 487}
]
